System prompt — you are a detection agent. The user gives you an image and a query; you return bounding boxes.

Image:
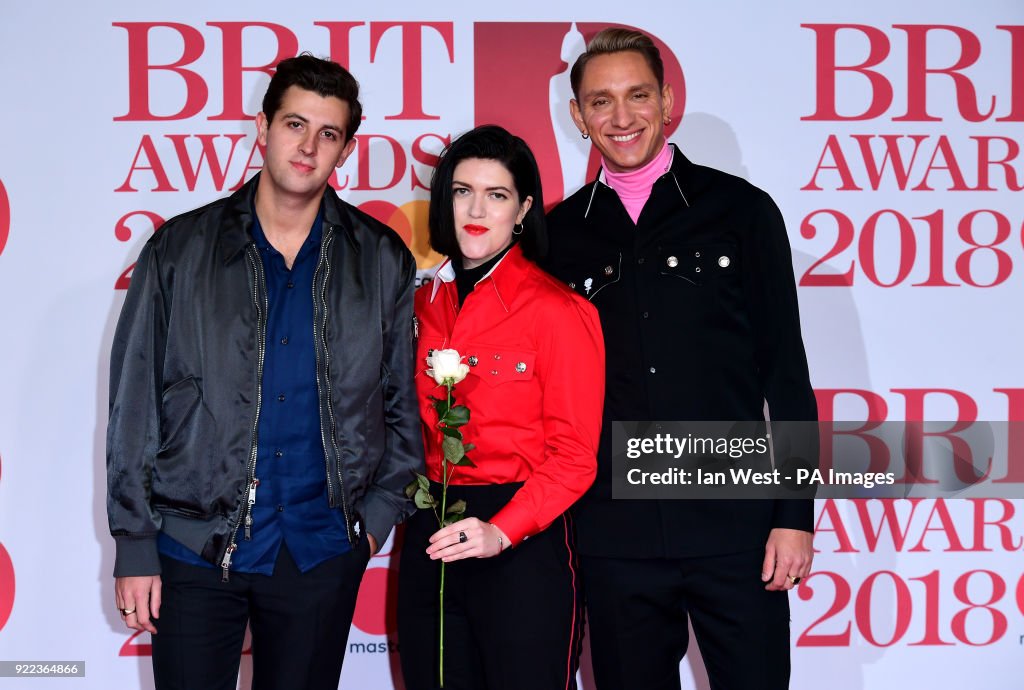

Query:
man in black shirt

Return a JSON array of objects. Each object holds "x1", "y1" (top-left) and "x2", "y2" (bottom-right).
[{"x1": 542, "y1": 28, "x2": 816, "y2": 690}]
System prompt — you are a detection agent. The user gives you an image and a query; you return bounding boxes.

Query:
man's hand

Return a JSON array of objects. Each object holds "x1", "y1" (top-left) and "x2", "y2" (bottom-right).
[
  {"x1": 367, "y1": 533, "x2": 379, "y2": 555},
  {"x1": 426, "y1": 518, "x2": 509, "y2": 562},
  {"x1": 115, "y1": 575, "x2": 162, "y2": 634},
  {"x1": 761, "y1": 528, "x2": 813, "y2": 591}
]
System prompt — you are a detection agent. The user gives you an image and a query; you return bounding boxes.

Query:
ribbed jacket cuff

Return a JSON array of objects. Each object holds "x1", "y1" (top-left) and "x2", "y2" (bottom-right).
[{"x1": 113, "y1": 536, "x2": 161, "y2": 577}]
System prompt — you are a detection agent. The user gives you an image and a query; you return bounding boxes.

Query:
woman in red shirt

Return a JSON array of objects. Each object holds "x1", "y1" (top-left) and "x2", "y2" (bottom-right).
[{"x1": 397, "y1": 125, "x2": 605, "y2": 690}]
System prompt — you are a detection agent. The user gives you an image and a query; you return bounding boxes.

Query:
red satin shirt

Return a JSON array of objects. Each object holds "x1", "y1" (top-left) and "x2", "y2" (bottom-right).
[{"x1": 414, "y1": 245, "x2": 605, "y2": 546}]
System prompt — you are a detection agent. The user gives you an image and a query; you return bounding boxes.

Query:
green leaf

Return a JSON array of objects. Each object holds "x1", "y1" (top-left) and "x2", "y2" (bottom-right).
[
  {"x1": 414, "y1": 487, "x2": 437, "y2": 509},
  {"x1": 442, "y1": 436, "x2": 465, "y2": 464},
  {"x1": 445, "y1": 499, "x2": 467, "y2": 515},
  {"x1": 454, "y1": 453, "x2": 476, "y2": 468},
  {"x1": 439, "y1": 426, "x2": 463, "y2": 440},
  {"x1": 442, "y1": 513, "x2": 465, "y2": 527},
  {"x1": 417, "y1": 474, "x2": 430, "y2": 491},
  {"x1": 462, "y1": 443, "x2": 475, "y2": 453},
  {"x1": 404, "y1": 479, "x2": 419, "y2": 499},
  {"x1": 444, "y1": 405, "x2": 470, "y2": 427}
]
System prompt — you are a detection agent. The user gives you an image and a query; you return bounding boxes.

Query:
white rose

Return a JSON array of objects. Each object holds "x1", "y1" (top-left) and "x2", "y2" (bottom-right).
[{"x1": 426, "y1": 348, "x2": 470, "y2": 385}]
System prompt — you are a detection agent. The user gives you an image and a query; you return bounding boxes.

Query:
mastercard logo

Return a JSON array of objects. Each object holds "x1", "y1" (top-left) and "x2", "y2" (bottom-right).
[
  {"x1": 0, "y1": 179, "x2": 9, "y2": 258},
  {"x1": 357, "y1": 199, "x2": 444, "y2": 270},
  {"x1": 352, "y1": 566, "x2": 398, "y2": 635}
]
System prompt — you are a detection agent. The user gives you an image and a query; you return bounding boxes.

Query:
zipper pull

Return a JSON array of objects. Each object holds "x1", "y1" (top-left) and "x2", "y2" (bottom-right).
[
  {"x1": 243, "y1": 475, "x2": 260, "y2": 540},
  {"x1": 221, "y1": 544, "x2": 237, "y2": 582}
]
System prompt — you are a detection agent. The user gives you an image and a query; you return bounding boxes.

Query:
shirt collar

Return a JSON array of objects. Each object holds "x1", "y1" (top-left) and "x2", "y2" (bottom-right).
[
  {"x1": 249, "y1": 202, "x2": 324, "y2": 260},
  {"x1": 429, "y1": 243, "x2": 527, "y2": 313},
  {"x1": 585, "y1": 143, "x2": 690, "y2": 218}
]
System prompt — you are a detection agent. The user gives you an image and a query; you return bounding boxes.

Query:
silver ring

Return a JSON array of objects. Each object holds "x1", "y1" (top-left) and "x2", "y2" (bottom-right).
[
  {"x1": 458, "y1": 531, "x2": 468, "y2": 544},
  {"x1": 120, "y1": 607, "x2": 136, "y2": 616}
]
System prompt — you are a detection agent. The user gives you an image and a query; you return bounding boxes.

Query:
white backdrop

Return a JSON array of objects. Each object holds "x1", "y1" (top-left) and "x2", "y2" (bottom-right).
[{"x1": 1, "y1": 1, "x2": 1022, "y2": 688}]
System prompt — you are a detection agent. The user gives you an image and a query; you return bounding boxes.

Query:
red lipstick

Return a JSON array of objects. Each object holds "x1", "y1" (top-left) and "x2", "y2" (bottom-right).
[{"x1": 463, "y1": 224, "x2": 489, "y2": 235}]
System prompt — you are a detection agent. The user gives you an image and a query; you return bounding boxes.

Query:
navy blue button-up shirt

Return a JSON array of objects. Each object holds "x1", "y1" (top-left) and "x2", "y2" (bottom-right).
[{"x1": 159, "y1": 206, "x2": 350, "y2": 573}]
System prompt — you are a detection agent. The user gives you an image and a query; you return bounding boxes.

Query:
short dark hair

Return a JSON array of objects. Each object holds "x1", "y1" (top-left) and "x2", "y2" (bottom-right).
[
  {"x1": 262, "y1": 53, "x2": 362, "y2": 141},
  {"x1": 429, "y1": 125, "x2": 548, "y2": 264},
  {"x1": 570, "y1": 28, "x2": 665, "y2": 101}
]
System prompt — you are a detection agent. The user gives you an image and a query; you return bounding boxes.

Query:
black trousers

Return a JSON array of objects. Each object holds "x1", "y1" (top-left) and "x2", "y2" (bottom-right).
[
  {"x1": 397, "y1": 483, "x2": 583, "y2": 690},
  {"x1": 152, "y1": 541, "x2": 370, "y2": 690},
  {"x1": 582, "y1": 549, "x2": 791, "y2": 690}
]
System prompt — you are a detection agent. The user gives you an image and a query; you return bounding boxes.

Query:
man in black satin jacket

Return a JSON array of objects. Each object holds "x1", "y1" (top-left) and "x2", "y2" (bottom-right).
[{"x1": 106, "y1": 55, "x2": 422, "y2": 690}]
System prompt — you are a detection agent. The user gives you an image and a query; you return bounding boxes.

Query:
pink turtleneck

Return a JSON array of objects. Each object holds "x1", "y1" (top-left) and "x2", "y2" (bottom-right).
[{"x1": 602, "y1": 141, "x2": 673, "y2": 224}]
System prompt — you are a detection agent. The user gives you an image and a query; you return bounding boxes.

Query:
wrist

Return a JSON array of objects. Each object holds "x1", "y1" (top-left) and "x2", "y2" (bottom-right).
[{"x1": 491, "y1": 523, "x2": 510, "y2": 553}]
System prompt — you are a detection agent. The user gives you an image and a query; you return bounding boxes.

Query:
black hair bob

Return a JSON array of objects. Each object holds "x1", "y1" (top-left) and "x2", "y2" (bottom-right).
[{"x1": 428, "y1": 124, "x2": 547, "y2": 264}]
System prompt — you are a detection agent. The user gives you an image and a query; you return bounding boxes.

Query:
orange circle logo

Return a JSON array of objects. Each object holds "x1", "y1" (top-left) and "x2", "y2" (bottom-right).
[{"x1": 358, "y1": 199, "x2": 444, "y2": 269}]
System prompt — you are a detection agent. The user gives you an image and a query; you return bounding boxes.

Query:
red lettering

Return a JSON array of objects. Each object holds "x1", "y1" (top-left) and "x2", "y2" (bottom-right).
[
  {"x1": 796, "y1": 571, "x2": 853, "y2": 646},
  {"x1": 951, "y1": 570, "x2": 1008, "y2": 645},
  {"x1": 115, "y1": 136, "x2": 177, "y2": 192},
  {"x1": 114, "y1": 22, "x2": 207, "y2": 121},
  {"x1": 970, "y1": 499, "x2": 1023, "y2": 551},
  {"x1": 895, "y1": 388, "x2": 984, "y2": 486},
  {"x1": 909, "y1": 499, "x2": 968, "y2": 552},
  {"x1": 802, "y1": 135, "x2": 862, "y2": 191},
  {"x1": 799, "y1": 209, "x2": 856, "y2": 287},
  {"x1": 369, "y1": 22, "x2": 455, "y2": 120},
  {"x1": 231, "y1": 142, "x2": 265, "y2": 191},
  {"x1": 314, "y1": 21, "x2": 365, "y2": 67},
  {"x1": 352, "y1": 134, "x2": 406, "y2": 191},
  {"x1": 911, "y1": 136, "x2": 971, "y2": 190},
  {"x1": 851, "y1": 499, "x2": 923, "y2": 552},
  {"x1": 0, "y1": 179, "x2": 8, "y2": 258},
  {"x1": 854, "y1": 571, "x2": 912, "y2": 646},
  {"x1": 996, "y1": 26, "x2": 1024, "y2": 121},
  {"x1": 973, "y1": 136, "x2": 1024, "y2": 191},
  {"x1": 411, "y1": 133, "x2": 449, "y2": 191},
  {"x1": 208, "y1": 22, "x2": 299, "y2": 121},
  {"x1": 167, "y1": 134, "x2": 248, "y2": 191},
  {"x1": 994, "y1": 389, "x2": 1024, "y2": 483},
  {"x1": 852, "y1": 134, "x2": 928, "y2": 190},
  {"x1": 813, "y1": 499, "x2": 858, "y2": 553},
  {"x1": 859, "y1": 210, "x2": 916, "y2": 287},
  {"x1": 814, "y1": 389, "x2": 890, "y2": 476},
  {"x1": 894, "y1": 25, "x2": 996, "y2": 122},
  {"x1": 801, "y1": 24, "x2": 892, "y2": 121}
]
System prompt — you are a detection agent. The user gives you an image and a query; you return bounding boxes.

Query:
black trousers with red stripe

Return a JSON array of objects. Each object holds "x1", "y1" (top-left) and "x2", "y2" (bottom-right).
[{"x1": 397, "y1": 483, "x2": 582, "y2": 690}]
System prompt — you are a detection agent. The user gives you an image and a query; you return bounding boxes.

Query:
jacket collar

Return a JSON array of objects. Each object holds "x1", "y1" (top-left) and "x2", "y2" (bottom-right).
[
  {"x1": 429, "y1": 243, "x2": 529, "y2": 313},
  {"x1": 584, "y1": 142, "x2": 691, "y2": 218},
  {"x1": 217, "y1": 172, "x2": 353, "y2": 264}
]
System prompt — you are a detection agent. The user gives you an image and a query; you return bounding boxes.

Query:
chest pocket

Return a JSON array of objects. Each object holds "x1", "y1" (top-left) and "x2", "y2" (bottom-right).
[
  {"x1": 658, "y1": 243, "x2": 738, "y2": 286},
  {"x1": 466, "y1": 347, "x2": 537, "y2": 387},
  {"x1": 564, "y1": 253, "x2": 622, "y2": 301}
]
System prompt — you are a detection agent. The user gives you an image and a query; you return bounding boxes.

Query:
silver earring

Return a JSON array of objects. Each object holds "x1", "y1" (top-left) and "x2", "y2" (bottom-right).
[
  {"x1": 581, "y1": 132, "x2": 590, "y2": 140},
  {"x1": 512, "y1": 223, "x2": 524, "y2": 236}
]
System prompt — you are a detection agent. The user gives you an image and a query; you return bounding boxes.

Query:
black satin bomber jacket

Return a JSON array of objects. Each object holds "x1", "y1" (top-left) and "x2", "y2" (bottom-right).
[{"x1": 106, "y1": 174, "x2": 424, "y2": 578}]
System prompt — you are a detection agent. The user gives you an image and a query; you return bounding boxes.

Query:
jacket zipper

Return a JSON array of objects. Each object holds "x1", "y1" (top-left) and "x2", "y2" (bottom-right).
[
  {"x1": 220, "y1": 246, "x2": 268, "y2": 582},
  {"x1": 313, "y1": 227, "x2": 355, "y2": 542}
]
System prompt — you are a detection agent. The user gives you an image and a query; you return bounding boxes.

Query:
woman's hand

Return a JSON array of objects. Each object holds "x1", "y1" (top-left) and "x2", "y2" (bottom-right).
[{"x1": 426, "y1": 518, "x2": 509, "y2": 562}]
